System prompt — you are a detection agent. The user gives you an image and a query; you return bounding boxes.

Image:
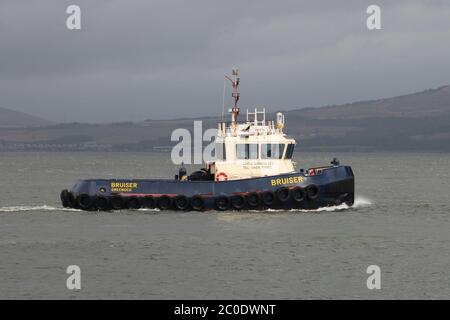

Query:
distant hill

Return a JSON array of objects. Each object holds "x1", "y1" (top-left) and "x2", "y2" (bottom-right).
[
  {"x1": 0, "y1": 107, "x2": 53, "y2": 128},
  {"x1": 283, "y1": 85, "x2": 450, "y2": 151},
  {"x1": 0, "y1": 85, "x2": 450, "y2": 151},
  {"x1": 289, "y1": 85, "x2": 450, "y2": 119}
]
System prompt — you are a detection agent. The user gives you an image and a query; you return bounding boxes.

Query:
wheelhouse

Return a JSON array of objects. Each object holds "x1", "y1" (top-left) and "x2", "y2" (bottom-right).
[{"x1": 206, "y1": 68, "x2": 297, "y2": 181}]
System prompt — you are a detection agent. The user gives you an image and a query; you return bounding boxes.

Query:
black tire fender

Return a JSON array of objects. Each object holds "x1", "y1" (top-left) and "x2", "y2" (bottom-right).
[
  {"x1": 215, "y1": 195, "x2": 230, "y2": 211},
  {"x1": 142, "y1": 196, "x2": 155, "y2": 208},
  {"x1": 306, "y1": 184, "x2": 320, "y2": 200},
  {"x1": 126, "y1": 197, "x2": 141, "y2": 210},
  {"x1": 158, "y1": 195, "x2": 173, "y2": 210},
  {"x1": 95, "y1": 196, "x2": 110, "y2": 211},
  {"x1": 246, "y1": 192, "x2": 261, "y2": 207},
  {"x1": 231, "y1": 195, "x2": 246, "y2": 210},
  {"x1": 110, "y1": 195, "x2": 124, "y2": 210},
  {"x1": 276, "y1": 187, "x2": 290, "y2": 202},
  {"x1": 77, "y1": 193, "x2": 93, "y2": 210},
  {"x1": 190, "y1": 195, "x2": 205, "y2": 211},
  {"x1": 60, "y1": 189, "x2": 69, "y2": 207},
  {"x1": 261, "y1": 190, "x2": 275, "y2": 206},
  {"x1": 174, "y1": 195, "x2": 190, "y2": 210},
  {"x1": 66, "y1": 192, "x2": 75, "y2": 208},
  {"x1": 290, "y1": 186, "x2": 305, "y2": 203}
]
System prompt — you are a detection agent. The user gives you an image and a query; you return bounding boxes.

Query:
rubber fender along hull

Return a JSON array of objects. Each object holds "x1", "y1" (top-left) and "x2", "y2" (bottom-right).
[{"x1": 60, "y1": 165, "x2": 354, "y2": 211}]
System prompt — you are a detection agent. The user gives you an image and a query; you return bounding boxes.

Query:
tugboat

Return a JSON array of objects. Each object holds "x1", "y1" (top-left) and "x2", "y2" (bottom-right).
[{"x1": 60, "y1": 68, "x2": 354, "y2": 212}]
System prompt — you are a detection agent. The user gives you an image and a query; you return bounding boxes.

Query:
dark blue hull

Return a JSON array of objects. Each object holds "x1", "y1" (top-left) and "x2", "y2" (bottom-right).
[{"x1": 60, "y1": 165, "x2": 354, "y2": 211}]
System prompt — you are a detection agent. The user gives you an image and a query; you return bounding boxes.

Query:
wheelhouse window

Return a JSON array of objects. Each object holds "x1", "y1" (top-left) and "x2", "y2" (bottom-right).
[
  {"x1": 236, "y1": 144, "x2": 259, "y2": 159},
  {"x1": 216, "y1": 143, "x2": 226, "y2": 160},
  {"x1": 261, "y1": 144, "x2": 285, "y2": 159},
  {"x1": 285, "y1": 144, "x2": 295, "y2": 159}
]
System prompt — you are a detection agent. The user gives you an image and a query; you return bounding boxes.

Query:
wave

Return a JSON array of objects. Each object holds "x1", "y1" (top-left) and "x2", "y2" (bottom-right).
[
  {"x1": 0, "y1": 205, "x2": 81, "y2": 212},
  {"x1": 0, "y1": 196, "x2": 373, "y2": 213},
  {"x1": 0, "y1": 205, "x2": 160, "y2": 213},
  {"x1": 295, "y1": 196, "x2": 373, "y2": 212},
  {"x1": 294, "y1": 196, "x2": 373, "y2": 212},
  {"x1": 252, "y1": 196, "x2": 373, "y2": 213},
  {"x1": 353, "y1": 196, "x2": 373, "y2": 207},
  {"x1": 137, "y1": 208, "x2": 160, "y2": 212}
]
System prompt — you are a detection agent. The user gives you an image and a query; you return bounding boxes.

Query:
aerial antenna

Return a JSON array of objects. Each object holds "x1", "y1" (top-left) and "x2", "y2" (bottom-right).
[
  {"x1": 221, "y1": 77, "x2": 227, "y2": 121},
  {"x1": 224, "y1": 66, "x2": 240, "y2": 126}
]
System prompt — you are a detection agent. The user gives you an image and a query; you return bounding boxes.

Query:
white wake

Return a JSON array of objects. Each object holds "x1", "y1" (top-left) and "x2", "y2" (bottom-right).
[
  {"x1": 257, "y1": 196, "x2": 373, "y2": 213},
  {"x1": 294, "y1": 196, "x2": 373, "y2": 213},
  {"x1": 0, "y1": 205, "x2": 81, "y2": 212},
  {"x1": 0, "y1": 197, "x2": 372, "y2": 213}
]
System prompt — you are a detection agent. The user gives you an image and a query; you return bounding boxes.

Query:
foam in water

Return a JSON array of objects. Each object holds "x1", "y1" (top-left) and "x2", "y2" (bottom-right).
[
  {"x1": 0, "y1": 196, "x2": 373, "y2": 213},
  {"x1": 137, "y1": 208, "x2": 160, "y2": 212},
  {"x1": 255, "y1": 196, "x2": 373, "y2": 213},
  {"x1": 0, "y1": 205, "x2": 161, "y2": 213},
  {"x1": 353, "y1": 196, "x2": 373, "y2": 207},
  {"x1": 0, "y1": 205, "x2": 81, "y2": 212},
  {"x1": 293, "y1": 196, "x2": 373, "y2": 212}
]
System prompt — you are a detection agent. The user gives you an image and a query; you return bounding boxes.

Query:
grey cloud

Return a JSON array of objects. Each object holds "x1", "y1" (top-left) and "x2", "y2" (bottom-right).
[{"x1": 0, "y1": 0, "x2": 450, "y2": 122}]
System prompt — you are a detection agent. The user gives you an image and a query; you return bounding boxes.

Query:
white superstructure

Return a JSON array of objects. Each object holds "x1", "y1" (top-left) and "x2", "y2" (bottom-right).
[{"x1": 207, "y1": 68, "x2": 297, "y2": 181}]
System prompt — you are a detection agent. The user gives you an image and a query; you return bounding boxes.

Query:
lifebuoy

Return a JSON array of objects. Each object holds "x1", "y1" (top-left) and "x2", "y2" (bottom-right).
[
  {"x1": 216, "y1": 172, "x2": 228, "y2": 181},
  {"x1": 308, "y1": 168, "x2": 315, "y2": 176}
]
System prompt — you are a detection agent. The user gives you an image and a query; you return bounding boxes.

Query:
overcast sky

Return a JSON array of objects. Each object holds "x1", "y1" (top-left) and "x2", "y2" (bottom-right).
[{"x1": 1, "y1": 0, "x2": 450, "y2": 123}]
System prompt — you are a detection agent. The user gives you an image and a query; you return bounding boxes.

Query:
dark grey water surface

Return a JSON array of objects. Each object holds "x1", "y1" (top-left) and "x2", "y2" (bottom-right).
[{"x1": 0, "y1": 152, "x2": 449, "y2": 299}]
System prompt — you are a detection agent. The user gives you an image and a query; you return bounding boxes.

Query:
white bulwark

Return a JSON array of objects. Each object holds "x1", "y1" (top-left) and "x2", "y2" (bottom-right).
[{"x1": 207, "y1": 68, "x2": 296, "y2": 181}]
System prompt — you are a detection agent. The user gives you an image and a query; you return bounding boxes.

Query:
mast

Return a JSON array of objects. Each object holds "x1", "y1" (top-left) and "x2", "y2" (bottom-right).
[{"x1": 225, "y1": 67, "x2": 240, "y2": 126}]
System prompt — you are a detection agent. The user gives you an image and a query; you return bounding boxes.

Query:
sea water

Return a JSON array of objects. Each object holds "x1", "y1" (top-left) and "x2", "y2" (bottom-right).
[{"x1": 0, "y1": 152, "x2": 449, "y2": 299}]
